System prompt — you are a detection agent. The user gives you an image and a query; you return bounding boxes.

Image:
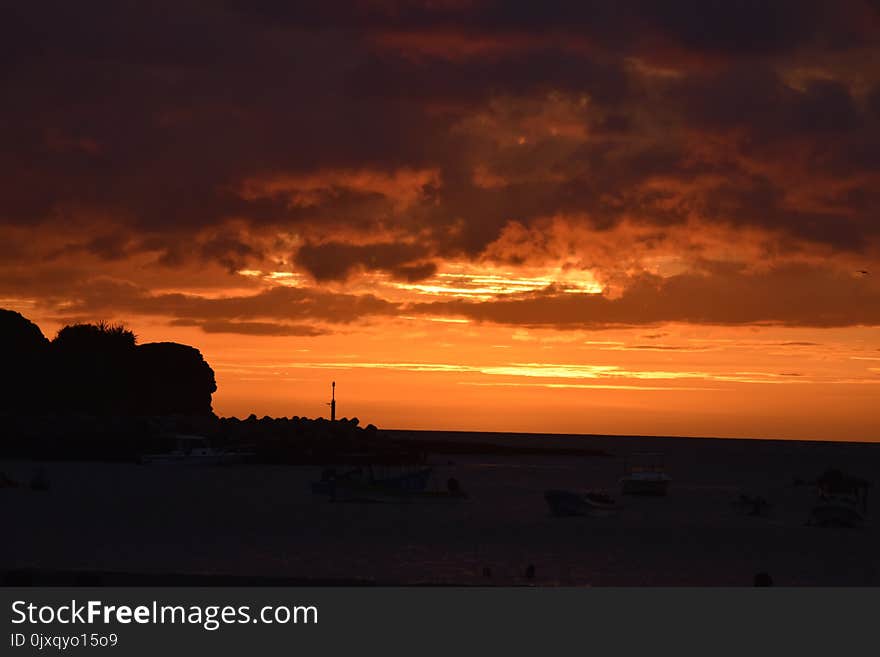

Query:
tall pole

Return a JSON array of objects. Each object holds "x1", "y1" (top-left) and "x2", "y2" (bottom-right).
[{"x1": 330, "y1": 381, "x2": 336, "y2": 422}]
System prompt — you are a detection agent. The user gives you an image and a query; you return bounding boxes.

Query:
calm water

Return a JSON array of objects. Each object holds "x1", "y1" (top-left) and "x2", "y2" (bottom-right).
[{"x1": 3, "y1": 433, "x2": 879, "y2": 585}]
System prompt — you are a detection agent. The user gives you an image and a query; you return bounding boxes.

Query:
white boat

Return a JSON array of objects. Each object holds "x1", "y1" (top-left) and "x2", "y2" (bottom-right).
[
  {"x1": 620, "y1": 453, "x2": 671, "y2": 496},
  {"x1": 138, "y1": 434, "x2": 252, "y2": 465}
]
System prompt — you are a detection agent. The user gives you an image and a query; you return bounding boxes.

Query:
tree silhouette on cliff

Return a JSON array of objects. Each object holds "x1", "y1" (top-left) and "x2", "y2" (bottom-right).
[
  {"x1": 52, "y1": 321, "x2": 138, "y2": 414},
  {"x1": 0, "y1": 310, "x2": 216, "y2": 416}
]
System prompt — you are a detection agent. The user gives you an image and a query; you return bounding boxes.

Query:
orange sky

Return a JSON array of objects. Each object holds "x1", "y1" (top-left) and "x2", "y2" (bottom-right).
[
  {"x1": 2, "y1": 2, "x2": 880, "y2": 441},
  {"x1": 203, "y1": 320, "x2": 880, "y2": 441},
  {"x1": 10, "y1": 282, "x2": 880, "y2": 441}
]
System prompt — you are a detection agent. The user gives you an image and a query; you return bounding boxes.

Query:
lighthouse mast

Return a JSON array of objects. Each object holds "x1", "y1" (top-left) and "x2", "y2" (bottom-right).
[{"x1": 329, "y1": 381, "x2": 336, "y2": 422}]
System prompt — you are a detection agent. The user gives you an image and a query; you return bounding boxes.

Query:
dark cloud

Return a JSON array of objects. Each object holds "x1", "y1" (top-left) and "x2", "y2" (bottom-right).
[
  {"x1": 196, "y1": 232, "x2": 264, "y2": 272},
  {"x1": 869, "y1": 83, "x2": 880, "y2": 117},
  {"x1": 226, "y1": 1, "x2": 872, "y2": 57},
  {"x1": 676, "y1": 68, "x2": 861, "y2": 139},
  {"x1": 408, "y1": 264, "x2": 880, "y2": 328},
  {"x1": 349, "y1": 48, "x2": 631, "y2": 106},
  {"x1": 694, "y1": 174, "x2": 870, "y2": 251},
  {"x1": 58, "y1": 281, "x2": 400, "y2": 326},
  {"x1": 294, "y1": 241, "x2": 436, "y2": 282},
  {"x1": 1, "y1": 0, "x2": 879, "y2": 330},
  {"x1": 10, "y1": 257, "x2": 880, "y2": 333},
  {"x1": 169, "y1": 319, "x2": 328, "y2": 337},
  {"x1": 631, "y1": 0, "x2": 850, "y2": 55}
]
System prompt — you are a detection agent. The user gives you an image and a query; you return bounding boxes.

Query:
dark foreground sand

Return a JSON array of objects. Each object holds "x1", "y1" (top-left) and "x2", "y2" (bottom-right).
[{"x1": 3, "y1": 434, "x2": 878, "y2": 586}]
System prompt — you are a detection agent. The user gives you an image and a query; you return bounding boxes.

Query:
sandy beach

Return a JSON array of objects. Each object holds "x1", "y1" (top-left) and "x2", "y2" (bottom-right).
[{"x1": 3, "y1": 433, "x2": 878, "y2": 586}]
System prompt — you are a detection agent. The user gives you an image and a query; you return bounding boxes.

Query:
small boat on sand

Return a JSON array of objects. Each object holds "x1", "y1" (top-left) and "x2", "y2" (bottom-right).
[
  {"x1": 545, "y1": 489, "x2": 621, "y2": 517},
  {"x1": 733, "y1": 493, "x2": 773, "y2": 517},
  {"x1": 807, "y1": 469, "x2": 869, "y2": 528},
  {"x1": 312, "y1": 466, "x2": 467, "y2": 503},
  {"x1": 620, "y1": 452, "x2": 671, "y2": 496},
  {"x1": 809, "y1": 498, "x2": 865, "y2": 528}
]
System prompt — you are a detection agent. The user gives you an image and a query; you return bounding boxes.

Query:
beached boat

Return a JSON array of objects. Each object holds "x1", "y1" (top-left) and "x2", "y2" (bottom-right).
[
  {"x1": 311, "y1": 466, "x2": 466, "y2": 503},
  {"x1": 544, "y1": 489, "x2": 621, "y2": 517},
  {"x1": 809, "y1": 498, "x2": 865, "y2": 528},
  {"x1": 733, "y1": 493, "x2": 773, "y2": 517},
  {"x1": 138, "y1": 434, "x2": 253, "y2": 465},
  {"x1": 620, "y1": 453, "x2": 671, "y2": 496},
  {"x1": 807, "y1": 469, "x2": 869, "y2": 528}
]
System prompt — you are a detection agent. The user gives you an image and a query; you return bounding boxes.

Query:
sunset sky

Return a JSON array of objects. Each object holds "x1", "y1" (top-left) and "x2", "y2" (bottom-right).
[{"x1": 3, "y1": 1, "x2": 880, "y2": 440}]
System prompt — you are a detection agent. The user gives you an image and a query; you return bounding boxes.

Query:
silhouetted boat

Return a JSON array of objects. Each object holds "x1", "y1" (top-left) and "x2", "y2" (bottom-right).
[
  {"x1": 809, "y1": 499, "x2": 865, "y2": 527},
  {"x1": 620, "y1": 452, "x2": 671, "y2": 496},
  {"x1": 733, "y1": 493, "x2": 772, "y2": 517},
  {"x1": 312, "y1": 466, "x2": 466, "y2": 502},
  {"x1": 807, "y1": 469, "x2": 869, "y2": 528},
  {"x1": 138, "y1": 434, "x2": 253, "y2": 465},
  {"x1": 544, "y1": 489, "x2": 621, "y2": 517}
]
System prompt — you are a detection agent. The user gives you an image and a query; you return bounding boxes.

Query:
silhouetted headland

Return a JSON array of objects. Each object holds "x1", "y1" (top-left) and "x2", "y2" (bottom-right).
[
  {"x1": 0, "y1": 309, "x2": 606, "y2": 464},
  {"x1": 1, "y1": 309, "x2": 215, "y2": 416},
  {"x1": 0, "y1": 309, "x2": 403, "y2": 464}
]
